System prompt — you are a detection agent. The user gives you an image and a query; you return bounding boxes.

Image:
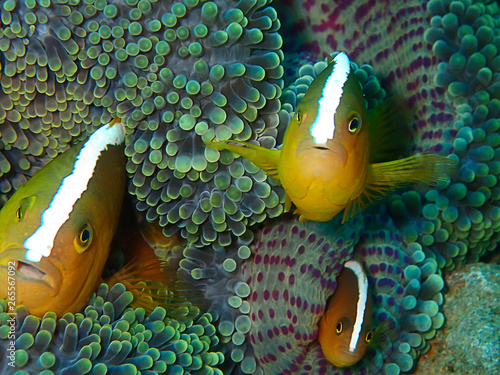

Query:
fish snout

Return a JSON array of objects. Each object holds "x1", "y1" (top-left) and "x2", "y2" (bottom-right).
[{"x1": 0, "y1": 247, "x2": 61, "y2": 292}]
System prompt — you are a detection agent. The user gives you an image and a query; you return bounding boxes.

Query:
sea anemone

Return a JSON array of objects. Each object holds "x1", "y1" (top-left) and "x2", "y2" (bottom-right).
[
  {"x1": 0, "y1": 283, "x2": 223, "y2": 374},
  {"x1": 0, "y1": 0, "x2": 286, "y2": 248},
  {"x1": 276, "y1": 0, "x2": 500, "y2": 269}
]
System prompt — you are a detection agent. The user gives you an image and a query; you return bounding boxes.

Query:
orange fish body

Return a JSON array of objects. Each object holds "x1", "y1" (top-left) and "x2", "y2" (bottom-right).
[
  {"x1": 278, "y1": 56, "x2": 369, "y2": 221},
  {"x1": 206, "y1": 52, "x2": 456, "y2": 222},
  {"x1": 318, "y1": 260, "x2": 373, "y2": 367},
  {"x1": 0, "y1": 121, "x2": 126, "y2": 317}
]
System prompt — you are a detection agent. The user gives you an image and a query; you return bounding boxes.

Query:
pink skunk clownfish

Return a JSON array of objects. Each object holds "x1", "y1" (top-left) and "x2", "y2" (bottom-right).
[
  {"x1": 206, "y1": 52, "x2": 457, "y2": 223},
  {"x1": 0, "y1": 120, "x2": 184, "y2": 317},
  {"x1": 318, "y1": 260, "x2": 373, "y2": 367}
]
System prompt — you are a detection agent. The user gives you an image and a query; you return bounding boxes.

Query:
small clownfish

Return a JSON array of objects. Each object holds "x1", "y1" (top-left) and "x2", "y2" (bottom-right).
[
  {"x1": 0, "y1": 120, "x2": 186, "y2": 317},
  {"x1": 206, "y1": 52, "x2": 457, "y2": 223},
  {"x1": 318, "y1": 260, "x2": 373, "y2": 367}
]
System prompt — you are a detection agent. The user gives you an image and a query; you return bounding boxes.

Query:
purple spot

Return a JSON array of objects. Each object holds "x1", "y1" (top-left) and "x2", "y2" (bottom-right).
[
  {"x1": 308, "y1": 234, "x2": 316, "y2": 243},
  {"x1": 297, "y1": 297, "x2": 302, "y2": 308},
  {"x1": 300, "y1": 264, "x2": 307, "y2": 274},
  {"x1": 255, "y1": 255, "x2": 262, "y2": 265},
  {"x1": 252, "y1": 291, "x2": 258, "y2": 302},
  {"x1": 278, "y1": 272, "x2": 285, "y2": 281},
  {"x1": 297, "y1": 245, "x2": 305, "y2": 255},
  {"x1": 257, "y1": 272, "x2": 263, "y2": 282},
  {"x1": 281, "y1": 239, "x2": 287, "y2": 247},
  {"x1": 281, "y1": 325, "x2": 289, "y2": 335},
  {"x1": 290, "y1": 296, "x2": 295, "y2": 306},
  {"x1": 269, "y1": 308, "x2": 275, "y2": 318},
  {"x1": 264, "y1": 254, "x2": 270, "y2": 264},
  {"x1": 267, "y1": 329, "x2": 273, "y2": 339},
  {"x1": 258, "y1": 309, "x2": 264, "y2": 319},
  {"x1": 384, "y1": 246, "x2": 394, "y2": 256},
  {"x1": 300, "y1": 230, "x2": 306, "y2": 239},
  {"x1": 278, "y1": 345, "x2": 286, "y2": 353},
  {"x1": 263, "y1": 290, "x2": 270, "y2": 300},
  {"x1": 289, "y1": 274, "x2": 295, "y2": 285},
  {"x1": 258, "y1": 331, "x2": 263, "y2": 342},
  {"x1": 272, "y1": 290, "x2": 279, "y2": 301},
  {"x1": 283, "y1": 290, "x2": 289, "y2": 301},
  {"x1": 378, "y1": 278, "x2": 396, "y2": 288},
  {"x1": 291, "y1": 225, "x2": 299, "y2": 234}
]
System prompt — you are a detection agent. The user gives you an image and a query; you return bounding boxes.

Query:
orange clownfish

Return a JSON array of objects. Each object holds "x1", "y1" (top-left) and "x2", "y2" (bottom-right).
[
  {"x1": 0, "y1": 120, "x2": 184, "y2": 317},
  {"x1": 318, "y1": 260, "x2": 373, "y2": 367},
  {"x1": 206, "y1": 52, "x2": 456, "y2": 222}
]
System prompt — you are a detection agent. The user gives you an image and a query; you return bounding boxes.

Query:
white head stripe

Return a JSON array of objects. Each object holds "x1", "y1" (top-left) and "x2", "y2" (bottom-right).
[
  {"x1": 344, "y1": 260, "x2": 368, "y2": 352},
  {"x1": 310, "y1": 52, "x2": 350, "y2": 145},
  {"x1": 24, "y1": 122, "x2": 126, "y2": 263}
]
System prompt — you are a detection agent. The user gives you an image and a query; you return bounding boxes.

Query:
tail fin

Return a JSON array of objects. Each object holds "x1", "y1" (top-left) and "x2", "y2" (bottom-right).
[{"x1": 367, "y1": 98, "x2": 412, "y2": 164}]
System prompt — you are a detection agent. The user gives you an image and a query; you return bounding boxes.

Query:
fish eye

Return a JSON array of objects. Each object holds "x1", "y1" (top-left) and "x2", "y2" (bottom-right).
[
  {"x1": 75, "y1": 223, "x2": 93, "y2": 253},
  {"x1": 15, "y1": 206, "x2": 23, "y2": 222},
  {"x1": 366, "y1": 330, "x2": 373, "y2": 343},
  {"x1": 336, "y1": 321, "x2": 343, "y2": 334},
  {"x1": 348, "y1": 114, "x2": 362, "y2": 134},
  {"x1": 15, "y1": 197, "x2": 36, "y2": 222}
]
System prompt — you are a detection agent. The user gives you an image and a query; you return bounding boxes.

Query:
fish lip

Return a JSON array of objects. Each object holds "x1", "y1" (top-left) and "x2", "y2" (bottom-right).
[
  {"x1": 298, "y1": 138, "x2": 348, "y2": 163},
  {"x1": 0, "y1": 247, "x2": 60, "y2": 291}
]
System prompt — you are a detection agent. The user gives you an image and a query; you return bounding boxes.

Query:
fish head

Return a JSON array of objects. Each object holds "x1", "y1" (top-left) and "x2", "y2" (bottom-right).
[
  {"x1": 0, "y1": 122, "x2": 126, "y2": 317},
  {"x1": 281, "y1": 53, "x2": 370, "y2": 201}
]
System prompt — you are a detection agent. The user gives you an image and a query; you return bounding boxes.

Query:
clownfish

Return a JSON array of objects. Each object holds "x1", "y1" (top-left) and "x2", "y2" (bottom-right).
[
  {"x1": 318, "y1": 260, "x2": 373, "y2": 367},
  {"x1": 0, "y1": 120, "x2": 186, "y2": 317},
  {"x1": 206, "y1": 52, "x2": 457, "y2": 222}
]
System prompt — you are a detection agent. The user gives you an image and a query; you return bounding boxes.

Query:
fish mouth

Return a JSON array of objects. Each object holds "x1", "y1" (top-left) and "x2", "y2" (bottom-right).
[
  {"x1": 297, "y1": 138, "x2": 348, "y2": 164},
  {"x1": 312, "y1": 145, "x2": 330, "y2": 151},
  {"x1": 17, "y1": 260, "x2": 47, "y2": 279},
  {"x1": 0, "y1": 247, "x2": 60, "y2": 291}
]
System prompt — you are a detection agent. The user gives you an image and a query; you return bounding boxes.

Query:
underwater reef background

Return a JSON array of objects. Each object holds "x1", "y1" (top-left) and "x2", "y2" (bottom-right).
[{"x1": 0, "y1": 0, "x2": 500, "y2": 374}]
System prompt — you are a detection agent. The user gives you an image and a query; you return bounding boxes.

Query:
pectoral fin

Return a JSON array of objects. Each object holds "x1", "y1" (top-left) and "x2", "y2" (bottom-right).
[
  {"x1": 205, "y1": 140, "x2": 281, "y2": 180},
  {"x1": 342, "y1": 154, "x2": 457, "y2": 223}
]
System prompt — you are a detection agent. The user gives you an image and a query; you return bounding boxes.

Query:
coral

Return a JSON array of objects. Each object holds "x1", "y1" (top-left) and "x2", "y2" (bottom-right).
[
  {"x1": 275, "y1": 0, "x2": 500, "y2": 270},
  {"x1": 414, "y1": 262, "x2": 500, "y2": 375},
  {"x1": 0, "y1": 0, "x2": 286, "y2": 248},
  {"x1": 0, "y1": 283, "x2": 223, "y2": 374}
]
